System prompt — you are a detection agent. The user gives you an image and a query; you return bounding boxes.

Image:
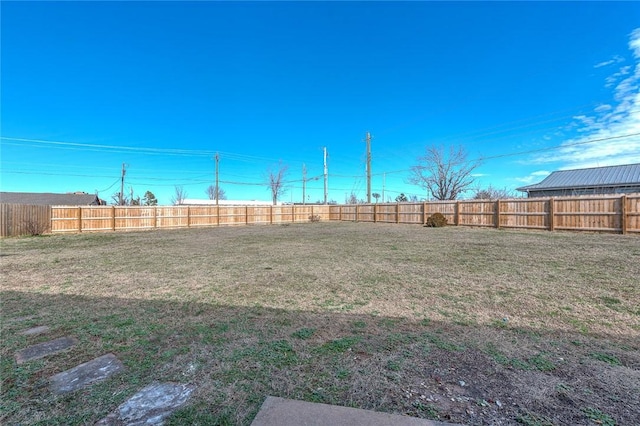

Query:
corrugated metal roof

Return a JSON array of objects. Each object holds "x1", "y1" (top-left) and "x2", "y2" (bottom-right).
[
  {"x1": 0, "y1": 192, "x2": 101, "y2": 205},
  {"x1": 517, "y1": 163, "x2": 640, "y2": 191}
]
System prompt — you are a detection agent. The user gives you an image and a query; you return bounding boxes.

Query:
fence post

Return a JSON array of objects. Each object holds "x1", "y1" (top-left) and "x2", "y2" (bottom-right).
[
  {"x1": 621, "y1": 195, "x2": 627, "y2": 235},
  {"x1": 396, "y1": 203, "x2": 400, "y2": 224},
  {"x1": 245, "y1": 206, "x2": 249, "y2": 225},
  {"x1": 270, "y1": 205, "x2": 273, "y2": 225},
  {"x1": 423, "y1": 202, "x2": 427, "y2": 225},
  {"x1": 455, "y1": 201, "x2": 460, "y2": 226},
  {"x1": 339, "y1": 206, "x2": 342, "y2": 221},
  {"x1": 373, "y1": 204, "x2": 377, "y2": 223},
  {"x1": 292, "y1": 205, "x2": 295, "y2": 223},
  {"x1": 153, "y1": 206, "x2": 158, "y2": 229},
  {"x1": 186, "y1": 206, "x2": 191, "y2": 228},
  {"x1": 111, "y1": 206, "x2": 116, "y2": 231},
  {"x1": 356, "y1": 204, "x2": 359, "y2": 222},
  {"x1": 549, "y1": 198, "x2": 555, "y2": 232},
  {"x1": 495, "y1": 199, "x2": 501, "y2": 229},
  {"x1": 77, "y1": 207, "x2": 82, "y2": 232}
]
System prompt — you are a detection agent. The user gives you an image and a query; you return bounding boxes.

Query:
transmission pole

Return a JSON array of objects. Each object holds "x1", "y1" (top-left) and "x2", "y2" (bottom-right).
[
  {"x1": 382, "y1": 172, "x2": 386, "y2": 203},
  {"x1": 215, "y1": 153, "x2": 220, "y2": 205},
  {"x1": 302, "y1": 163, "x2": 307, "y2": 205},
  {"x1": 365, "y1": 132, "x2": 372, "y2": 204},
  {"x1": 119, "y1": 163, "x2": 127, "y2": 206},
  {"x1": 323, "y1": 147, "x2": 328, "y2": 205}
]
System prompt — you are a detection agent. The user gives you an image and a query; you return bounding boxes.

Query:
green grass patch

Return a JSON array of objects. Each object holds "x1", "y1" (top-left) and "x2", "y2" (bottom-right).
[
  {"x1": 589, "y1": 352, "x2": 622, "y2": 366},
  {"x1": 315, "y1": 336, "x2": 361, "y2": 354},
  {"x1": 582, "y1": 407, "x2": 616, "y2": 426}
]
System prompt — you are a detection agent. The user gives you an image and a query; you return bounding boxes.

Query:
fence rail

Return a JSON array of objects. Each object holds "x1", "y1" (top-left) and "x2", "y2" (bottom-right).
[
  {"x1": 329, "y1": 193, "x2": 640, "y2": 234},
  {"x1": 2, "y1": 193, "x2": 638, "y2": 236}
]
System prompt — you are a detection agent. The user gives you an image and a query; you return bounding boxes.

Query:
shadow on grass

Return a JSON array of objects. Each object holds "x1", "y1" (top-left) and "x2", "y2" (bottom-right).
[{"x1": 2, "y1": 290, "x2": 639, "y2": 426}]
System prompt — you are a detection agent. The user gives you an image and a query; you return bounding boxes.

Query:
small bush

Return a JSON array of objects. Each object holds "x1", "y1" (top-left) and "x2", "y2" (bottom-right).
[
  {"x1": 425, "y1": 213, "x2": 448, "y2": 227},
  {"x1": 22, "y1": 219, "x2": 48, "y2": 236},
  {"x1": 309, "y1": 215, "x2": 320, "y2": 222}
]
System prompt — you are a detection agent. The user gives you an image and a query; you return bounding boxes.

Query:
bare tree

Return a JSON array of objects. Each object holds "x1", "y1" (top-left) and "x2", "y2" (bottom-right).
[
  {"x1": 267, "y1": 163, "x2": 289, "y2": 205},
  {"x1": 171, "y1": 186, "x2": 188, "y2": 205},
  {"x1": 473, "y1": 185, "x2": 514, "y2": 200},
  {"x1": 346, "y1": 192, "x2": 360, "y2": 204},
  {"x1": 111, "y1": 192, "x2": 129, "y2": 206},
  {"x1": 372, "y1": 193, "x2": 380, "y2": 203},
  {"x1": 205, "y1": 185, "x2": 226, "y2": 201},
  {"x1": 408, "y1": 145, "x2": 480, "y2": 200}
]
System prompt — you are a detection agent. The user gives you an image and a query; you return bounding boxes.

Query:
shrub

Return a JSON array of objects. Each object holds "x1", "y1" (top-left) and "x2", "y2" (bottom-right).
[
  {"x1": 425, "y1": 213, "x2": 448, "y2": 227},
  {"x1": 309, "y1": 215, "x2": 320, "y2": 222},
  {"x1": 22, "y1": 219, "x2": 48, "y2": 236}
]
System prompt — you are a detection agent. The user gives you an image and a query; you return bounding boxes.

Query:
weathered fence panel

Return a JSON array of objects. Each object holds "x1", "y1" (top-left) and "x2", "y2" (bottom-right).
[{"x1": 0, "y1": 204, "x2": 51, "y2": 237}]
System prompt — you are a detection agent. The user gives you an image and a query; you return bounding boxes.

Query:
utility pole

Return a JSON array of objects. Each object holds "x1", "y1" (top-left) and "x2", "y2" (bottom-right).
[
  {"x1": 119, "y1": 163, "x2": 127, "y2": 206},
  {"x1": 365, "y1": 132, "x2": 372, "y2": 204},
  {"x1": 382, "y1": 172, "x2": 386, "y2": 203},
  {"x1": 302, "y1": 163, "x2": 307, "y2": 205},
  {"x1": 323, "y1": 147, "x2": 328, "y2": 204},
  {"x1": 215, "y1": 153, "x2": 220, "y2": 205}
]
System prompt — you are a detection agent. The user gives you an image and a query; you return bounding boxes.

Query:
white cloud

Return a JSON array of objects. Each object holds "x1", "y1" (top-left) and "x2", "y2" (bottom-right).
[
  {"x1": 514, "y1": 170, "x2": 550, "y2": 185},
  {"x1": 604, "y1": 65, "x2": 632, "y2": 88},
  {"x1": 530, "y1": 28, "x2": 640, "y2": 170},
  {"x1": 594, "y1": 54, "x2": 624, "y2": 68},
  {"x1": 594, "y1": 104, "x2": 612, "y2": 112}
]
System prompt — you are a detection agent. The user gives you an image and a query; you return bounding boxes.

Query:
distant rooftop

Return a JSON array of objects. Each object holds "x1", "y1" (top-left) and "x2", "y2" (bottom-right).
[
  {"x1": 517, "y1": 163, "x2": 640, "y2": 192},
  {"x1": 0, "y1": 191, "x2": 104, "y2": 205}
]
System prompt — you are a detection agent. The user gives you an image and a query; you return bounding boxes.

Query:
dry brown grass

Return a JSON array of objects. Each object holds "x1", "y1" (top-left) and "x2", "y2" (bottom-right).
[{"x1": 1, "y1": 223, "x2": 639, "y2": 425}]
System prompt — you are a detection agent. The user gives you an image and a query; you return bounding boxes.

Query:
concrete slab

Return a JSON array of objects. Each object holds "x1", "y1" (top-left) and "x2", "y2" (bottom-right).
[
  {"x1": 19, "y1": 325, "x2": 51, "y2": 336},
  {"x1": 50, "y1": 353, "x2": 124, "y2": 394},
  {"x1": 15, "y1": 336, "x2": 77, "y2": 364},
  {"x1": 251, "y1": 396, "x2": 461, "y2": 426},
  {"x1": 96, "y1": 382, "x2": 196, "y2": 426}
]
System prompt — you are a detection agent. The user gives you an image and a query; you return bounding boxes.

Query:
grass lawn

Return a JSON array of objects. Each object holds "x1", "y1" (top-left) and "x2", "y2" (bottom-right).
[{"x1": 1, "y1": 222, "x2": 639, "y2": 425}]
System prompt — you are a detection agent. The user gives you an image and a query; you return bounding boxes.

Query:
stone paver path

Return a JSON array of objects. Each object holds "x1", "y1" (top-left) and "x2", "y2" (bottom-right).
[
  {"x1": 19, "y1": 325, "x2": 50, "y2": 336},
  {"x1": 10, "y1": 315, "x2": 195, "y2": 424},
  {"x1": 50, "y1": 353, "x2": 124, "y2": 394},
  {"x1": 15, "y1": 336, "x2": 77, "y2": 364},
  {"x1": 96, "y1": 382, "x2": 196, "y2": 426}
]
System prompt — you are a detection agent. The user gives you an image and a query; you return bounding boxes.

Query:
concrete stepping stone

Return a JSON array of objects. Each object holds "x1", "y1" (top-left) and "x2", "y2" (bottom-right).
[
  {"x1": 15, "y1": 336, "x2": 77, "y2": 364},
  {"x1": 19, "y1": 325, "x2": 50, "y2": 336},
  {"x1": 50, "y1": 353, "x2": 124, "y2": 394},
  {"x1": 6, "y1": 315, "x2": 37, "y2": 324},
  {"x1": 251, "y1": 396, "x2": 461, "y2": 426},
  {"x1": 96, "y1": 382, "x2": 196, "y2": 426}
]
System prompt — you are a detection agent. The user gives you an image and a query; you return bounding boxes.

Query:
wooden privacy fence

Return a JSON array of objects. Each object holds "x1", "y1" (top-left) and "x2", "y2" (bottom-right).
[
  {"x1": 50, "y1": 204, "x2": 330, "y2": 233},
  {"x1": 0, "y1": 204, "x2": 51, "y2": 237},
  {"x1": 329, "y1": 193, "x2": 640, "y2": 234},
  {"x1": 3, "y1": 193, "x2": 639, "y2": 236}
]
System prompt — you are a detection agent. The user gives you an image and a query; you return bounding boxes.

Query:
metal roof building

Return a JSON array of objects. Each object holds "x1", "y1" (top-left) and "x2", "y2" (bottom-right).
[{"x1": 516, "y1": 163, "x2": 640, "y2": 197}]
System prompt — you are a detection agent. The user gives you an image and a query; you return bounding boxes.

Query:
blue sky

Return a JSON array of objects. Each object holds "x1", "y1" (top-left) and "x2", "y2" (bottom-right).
[{"x1": 2, "y1": 1, "x2": 639, "y2": 205}]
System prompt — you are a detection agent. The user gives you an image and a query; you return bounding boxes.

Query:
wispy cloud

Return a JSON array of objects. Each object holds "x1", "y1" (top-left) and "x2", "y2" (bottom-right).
[
  {"x1": 514, "y1": 170, "x2": 550, "y2": 185},
  {"x1": 531, "y1": 28, "x2": 640, "y2": 170},
  {"x1": 594, "y1": 54, "x2": 624, "y2": 68},
  {"x1": 605, "y1": 65, "x2": 632, "y2": 88}
]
